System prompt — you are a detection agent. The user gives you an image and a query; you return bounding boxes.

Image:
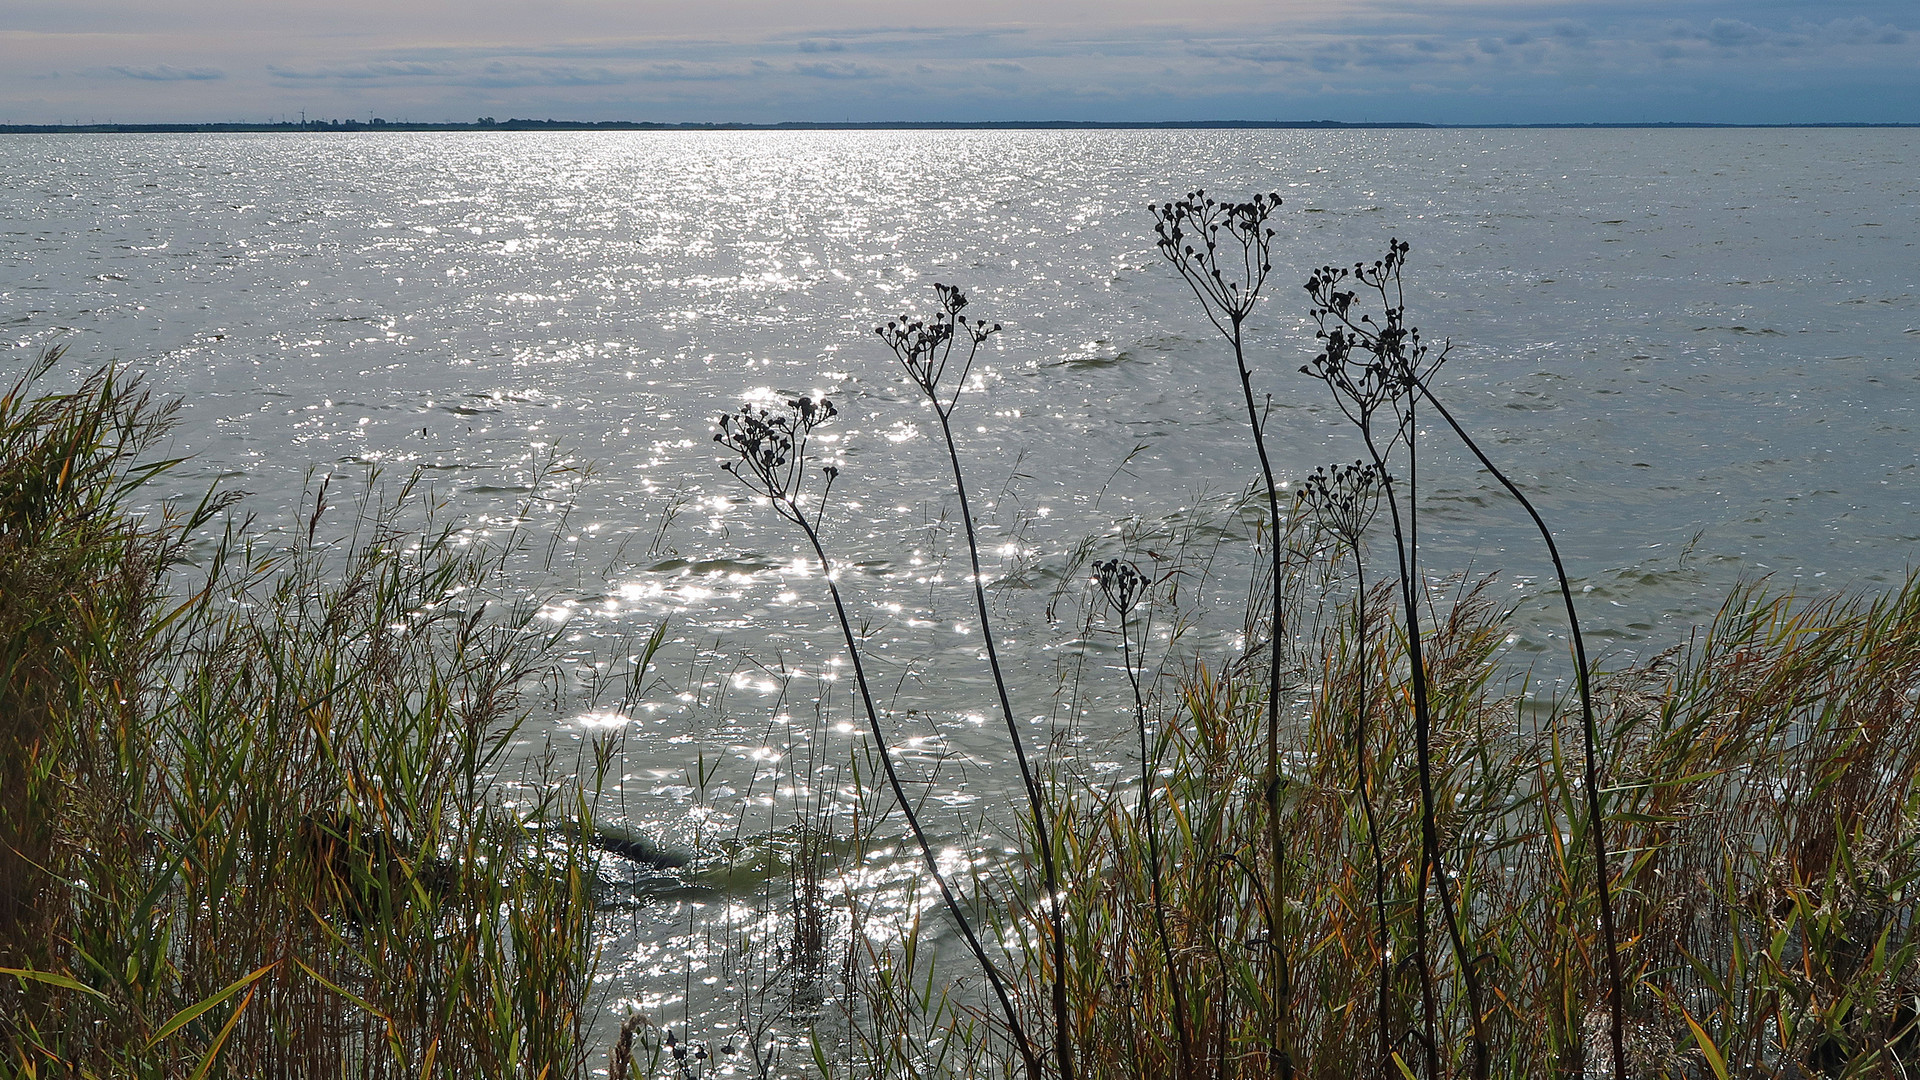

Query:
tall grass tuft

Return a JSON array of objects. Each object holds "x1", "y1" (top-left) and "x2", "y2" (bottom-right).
[
  {"x1": 0, "y1": 353, "x2": 602, "y2": 1077},
  {"x1": 995, "y1": 566, "x2": 1920, "y2": 1078}
]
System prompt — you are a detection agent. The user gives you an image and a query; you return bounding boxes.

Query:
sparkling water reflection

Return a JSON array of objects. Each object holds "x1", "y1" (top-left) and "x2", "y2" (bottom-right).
[{"x1": 5, "y1": 128, "x2": 1918, "y2": 1053}]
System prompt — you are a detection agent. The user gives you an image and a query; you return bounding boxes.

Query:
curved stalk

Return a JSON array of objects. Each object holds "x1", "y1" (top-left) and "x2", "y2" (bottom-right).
[
  {"x1": 1366, "y1": 434, "x2": 1488, "y2": 1080},
  {"x1": 1117, "y1": 596, "x2": 1192, "y2": 1079},
  {"x1": 1412, "y1": 383, "x2": 1627, "y2": 1080},
  {"x1": 929, "y1": 408, "x2": 1075, "y2": 1080},
  {"x1": 789, "y1": 512, "x2": 1042, "y2": 1077},
  {"x1": 881, "y1": 284, "x2": 1073, "y2": 1080}
]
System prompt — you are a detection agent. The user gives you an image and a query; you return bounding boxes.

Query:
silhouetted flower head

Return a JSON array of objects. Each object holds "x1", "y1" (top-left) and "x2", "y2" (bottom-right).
[
  {"x1": 1300, "y1": 238, "x2": 1444, "y2": 440},
  {"x1": 1148, "y1": 190, "x2": 1283, "y2": 325},
  {"x1": 1296, "y1": 460, "x2": 1385, "y2": 547},
  {"x1": 714, "y1": 395, "x2": 837, "y2": 507},
  {"x1": 875, "y1": 283, "x2": 1000, "y2": 410},
  {"x1": 1092, "y1": 558, "x2": 1147, "y2": 618}
]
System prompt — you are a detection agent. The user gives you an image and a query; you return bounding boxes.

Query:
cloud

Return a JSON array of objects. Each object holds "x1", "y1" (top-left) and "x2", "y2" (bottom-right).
[
  {"x1": 635, "y1": 62, "x2": 746, "y2": 82},
  {"x1": 3, "y1": 1, "x2": 1916, "y2": 125},
  {"x1": 1706, "y1": 19, "x2": 1768, "y2": 47},
  {"x1": 1804, "y1": 16, "x2": 1909, "y2": 46},
  {"x1": 792, "y1": 60, "x2": 887, "y2": 79},
  {"x1": 467, "y1": 62, "x2": 623, "y2": 88},
  {"x1": 269, "y1": 61, "x2": 448, "y2": 80},
  {"x1": 1551, "y1": 21, "x2": 1592, "y2": 45},
  {"x1": 113, "y1": 65, "x2": 222, "y2": 81},
  {"x1": 1188, "y1": 42, "x2": 1302, "y2": 64}
]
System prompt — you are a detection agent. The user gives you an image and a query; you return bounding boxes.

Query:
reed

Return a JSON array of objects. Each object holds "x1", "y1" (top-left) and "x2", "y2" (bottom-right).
[{"x1": 0, "y1": 353, "x2": 603, "y2": 1078}]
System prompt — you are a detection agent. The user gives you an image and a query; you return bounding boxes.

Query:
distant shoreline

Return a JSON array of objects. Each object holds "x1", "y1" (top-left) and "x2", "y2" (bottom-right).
[{"x1": 1, "y1": 119, "x2": 1915, "y2": 134}]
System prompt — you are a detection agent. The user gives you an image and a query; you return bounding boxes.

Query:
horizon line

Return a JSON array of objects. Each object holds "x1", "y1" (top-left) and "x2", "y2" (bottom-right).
[{"x1": 3, "y1": 118, "x2": 1917, "y2": 134}]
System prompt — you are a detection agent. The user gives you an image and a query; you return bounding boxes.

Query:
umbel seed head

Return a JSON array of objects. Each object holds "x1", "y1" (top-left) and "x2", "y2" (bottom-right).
[{"x1": 1092, "y1": 558, "x2": 1147, "y2": 616}]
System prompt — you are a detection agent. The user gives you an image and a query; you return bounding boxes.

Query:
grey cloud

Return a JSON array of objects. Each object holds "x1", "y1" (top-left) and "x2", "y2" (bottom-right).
[
  {"x1": 395, "y1": 39, "x2": 737, "y2": 64},
  {"x1": 792, "y1": 60, "x2": 887, "y2": 80},
  {"x1": 114, "y1": 65, "x2": 223, "y2": 81},
  {"x1": 1551, "y1": 21, "x2": 1591, "y2": 44},
  {"x1": 1313, "y1": 40, "x2": 1451, "y2": 71},
  {"x1": 983, "y1": 60, "x2": 1026, "y2": 73},
  {"x1": 1310, "y1": 44, "x2": 1351, "y2": 72},
  {"x1": 467, "y1": 62, "x2": 623, "y2": 88},
  {"x1": 1802, "y1": 16, "x2": 1910, "y2": 45},
  {"x1": 636, "y1": 62, "x2": 746, "y2": 82},
  {"x1": 1187, "y1": 43, "x2": 1302, "y2": 64},
  {"x1": 269, "y1": 61, "x2": 449, "y2": 80},
  {"x1": 768, "y1": 25, "x2": 1028, "y2": 59},
  {"x1": 1706, "y1": 19, "x2": 1768, "y2": 47},
  {"x1": 267, "y1": 56, "x2": 626, "y2": 87}
]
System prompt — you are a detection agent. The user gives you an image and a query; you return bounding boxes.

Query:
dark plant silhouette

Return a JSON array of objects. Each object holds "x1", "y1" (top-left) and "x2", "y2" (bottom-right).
[
  {"x1": 1303, "y1": 242, "x2": 1488, "y2": 1080},
  {"x1": 1296, "y1": 461, "x2": 1391, "y2": 1074},
  {"x1": 1306, "y1": 242, "x2": 1628, "y2": 1080},
  {"x1": 875, "y1": 285, "x2": 1075, "y2": 1080},
  {"x1": 1092, "y1": 557, "x2": 1192, "y2": 1080},
  {"x1": 1148, "y1": 190, "x2": 1296, "y2": 1074},
  {"x1": 714, "y1": 395, "x2": 1042, "y2": 1077}
]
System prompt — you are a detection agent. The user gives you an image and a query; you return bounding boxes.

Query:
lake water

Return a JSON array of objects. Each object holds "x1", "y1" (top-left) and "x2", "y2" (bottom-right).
[{"x1": 4, "y1": 128, "x2": 1917, "y2": 1051}]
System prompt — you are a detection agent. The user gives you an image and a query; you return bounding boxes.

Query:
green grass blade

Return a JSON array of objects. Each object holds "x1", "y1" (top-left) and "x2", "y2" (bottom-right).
[
  {"x1": 186, "y1": 984, "x2": 256, "y2": 1080},
  {"x1": 0, "y1": 966, "x2": 111, "y2": 1002},
  {"x1": 145, "y1": 962, "x2": 275, "y2": 1049},
  {"x1": 291, "y1": 955, "x2": 389, "y2": 1020},
  {"x1": 1683, "y1": 1009, "x2": 1732, "y2": 1080}
]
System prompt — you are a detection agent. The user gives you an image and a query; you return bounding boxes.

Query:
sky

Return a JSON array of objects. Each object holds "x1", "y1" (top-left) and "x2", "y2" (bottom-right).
[{"x1": 0, "y1": 0, "x2": 1913, "y2": 126}]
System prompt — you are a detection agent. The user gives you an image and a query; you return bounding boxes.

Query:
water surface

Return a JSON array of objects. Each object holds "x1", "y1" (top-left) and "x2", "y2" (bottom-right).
[{"x1": 4, "y1": 127, "x2": 1916, "y2": 1048}]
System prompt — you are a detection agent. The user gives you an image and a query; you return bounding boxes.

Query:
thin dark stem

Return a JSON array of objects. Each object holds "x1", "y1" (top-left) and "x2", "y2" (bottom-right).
[
  {"x1": 931, "y1": 407, "x2": 1074, "y2": 1080},
  {"x1": 1369, "y1": 437, "x2": 1487, "y2": 1080},
  {"x1": 1413, "y1": 384, "x2": 1627, "y2": 1080},
  {"x1": 790, "y1": 510, "x2": 1041, "y2": 1078},
  {"x1": 1230, "y1": 319, "x2": 1294, "y2": 1073},
  {"x1": 1366, "y1": 449, "x2": 1439, "y2": 1080},
  {"x1": 1308, "y1": 244, "x2": 1490, "y2": 1079},
  {"x1": 1120, "y1": 605, "x2": 1192, "y2": 1080},
  {"x1": 1350, "y1": 553, "x2": 1392, "y2": 1076}
]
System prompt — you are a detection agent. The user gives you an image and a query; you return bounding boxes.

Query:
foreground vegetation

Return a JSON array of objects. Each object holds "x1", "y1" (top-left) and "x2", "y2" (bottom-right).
[
  {"x1": 7, "y1": 188, "x2": 1919, "y2": 1080},
  {"x1": 703, "y1": 196, "x2": 1920, "y2": 1080},
  {"x1": 0, "y1": 352, "x2": 601, "y2": 1077}
]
